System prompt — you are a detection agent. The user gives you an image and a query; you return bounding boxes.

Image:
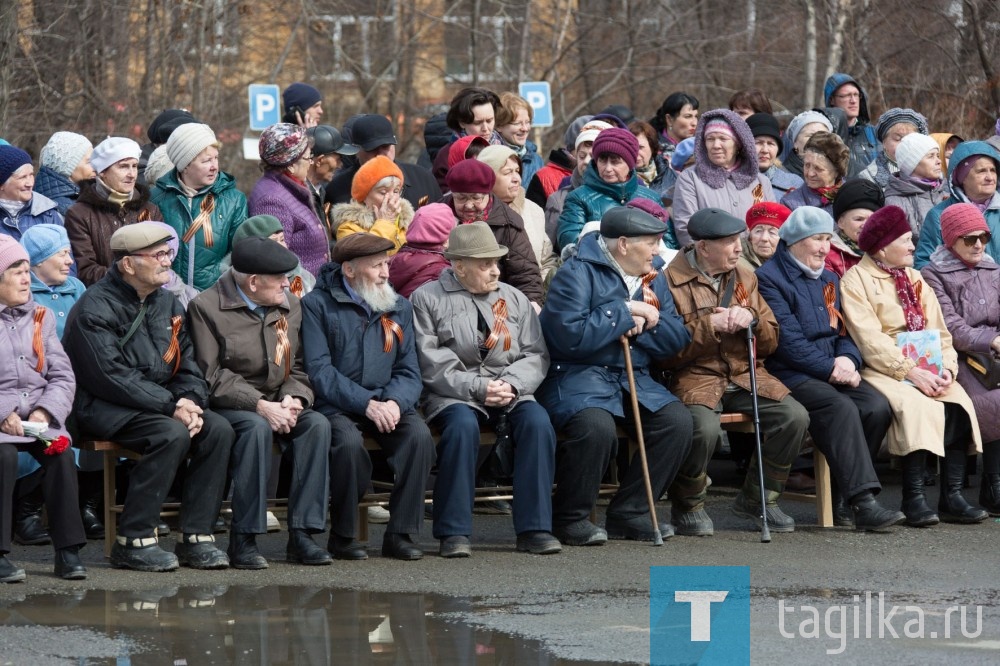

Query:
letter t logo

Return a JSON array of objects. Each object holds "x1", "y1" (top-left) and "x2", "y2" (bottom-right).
[{"x1": 675, "y1": 591, "x2": 729, "y2": 641}]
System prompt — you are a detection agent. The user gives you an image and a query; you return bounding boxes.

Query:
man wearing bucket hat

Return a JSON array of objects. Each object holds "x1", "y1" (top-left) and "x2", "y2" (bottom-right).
[
  {"x1": 301, "y1": 233, "x2": 435, "y2": 561},
  {"x1": 538, "y1": 207, "x2": 694, "y2": 546},
  {"x1": 63, "y1": 222, "x2": 234, "y2": 572},
  {"x1": 411, "y1": 223, "x2": 560, "y2": 557}
]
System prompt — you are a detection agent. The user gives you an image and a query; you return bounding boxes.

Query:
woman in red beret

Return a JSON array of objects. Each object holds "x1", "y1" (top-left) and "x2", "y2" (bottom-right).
[
  {"x1": 840, "y1": 205, "x2": 987, "y2": 528},
  {"x1": 920, "y1": 203, "x2": 1000, "y2": 515},
  {"x1": 741, "y1": 202, "x2": 791, "y2": 269}
]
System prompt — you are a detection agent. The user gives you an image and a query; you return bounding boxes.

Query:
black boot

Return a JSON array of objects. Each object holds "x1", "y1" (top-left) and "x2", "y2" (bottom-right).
[
  {"x1": 900, "y1": 452, "x2": 939, "y2": 527},
  {"x1": 939, "y1": 449, "x2": 989, "y2": 523},
  {"x1": 227, "y1": 532, "x2": 268, "y2": 570},
  {"x1": 54, "y1": 545, "x2": 87, "y2": 580},
  {"x1": 14, "y1": 488, "x2": 50, "y2": 546},
  {"x1": 77, "y1": 471, "x2": 105, "y2": 540},
  {"x1": 850, "y1": 491, "x2": 905, "y2": 532},
  {"x1": 832, "y1": 494, "x2": 854, "y2": 527},
  {"x1": 979, "y1": 474, "x2": 1000, "y2": 516}
]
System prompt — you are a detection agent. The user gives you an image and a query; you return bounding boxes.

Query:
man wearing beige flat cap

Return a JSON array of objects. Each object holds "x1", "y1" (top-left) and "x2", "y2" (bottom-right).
[{"x1": 63, "y1": 222, "x2": 234, "y2": 573}]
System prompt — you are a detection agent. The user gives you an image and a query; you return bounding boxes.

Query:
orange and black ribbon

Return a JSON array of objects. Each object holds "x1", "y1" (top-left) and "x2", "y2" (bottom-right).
[
  {"x1": 32, "y1": 307, "x2": 46, "y2": 372},
  {"x1": 823, "y1": 282, "x2": 847, "y2": 335},
  {"x1": 289, "y1": 275, "x2": 304, "y2": 298},
  {"x1": 381, "y1": 314, "x2": 404, "y2": 353},
  {"x1": 274, "y1": 315, "x2": 291, "y2": 379},
  {"x1": 162, "y1": 315, "x2": 183, "y2": 377},
  {"x1": 484, "y1": 298, "x2": 512, "y2": 352},
  {"x1": 640, "y1": 272, "x2": 660, "y2": 309},
  {"x1": 751, "y1": 183, "x2": 765, "y2": 204},
  {"x1": 181, "y1": 193, "x2": 215, "y2": 248},
  {"x1": 137, "y1": 208, "x2": 151, "y2": 222},
  {"x1": 733, "y1": 281, "x2": 750, "y2": 308}
]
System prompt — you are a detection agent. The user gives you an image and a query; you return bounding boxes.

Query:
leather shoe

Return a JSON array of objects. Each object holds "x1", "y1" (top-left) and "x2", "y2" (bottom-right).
[
  {"x1": 54, "y1": 546, "x2": 87, "y2": 580},
  {"x1": 552, "y1": 519, "x2": 607, "y2": 546},
  {"x1": 381, "y1": 533, "x2": 424, "y2": 560},
  {"x1": 606, "y1": 514, "x2": 675, "y2": 541},
  {"x1": 851, "y1": 492, "x2": 905, "y2": 532},
  {"x1": 833, "y1": 495, "x2": 854, "y2": 527},
  {"x1": 81, "y1": 504, "x2": 105, "y2": 540},
  {"x1": 474, "y1": 499, "x2": 512, "y2": 515},
  {"x1": 327, "y1": 534, "x2": 368, "y2": 560},
  {"x1": 110, "y1": 539, "x2": 179, "y2": 572},
  {"x1": 287, "y1": 530, "x2": 333, "y2": 565},
  {"x1": 439, "y1": 535, "x2": 472, "y2": 558},
  {"x1": 515, "y1": 531, "x2": 562, "y2": 554},
  {"x1": 0, "y1": 555, "x2": 26, "y2": 583},
  {"x1": 228, "y1": 532, "x2": 269, "y2": 570},
  {"x1": 175, "y1": 536, "x2": 230, "y2": 569}
]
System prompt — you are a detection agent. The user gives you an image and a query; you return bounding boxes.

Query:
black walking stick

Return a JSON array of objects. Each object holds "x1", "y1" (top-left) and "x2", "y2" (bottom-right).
[
  {"x1": 745, "y1": 321, "x2": 771, "y2": 543},
  {"x1": 621, "y1": 338, "x2": 664, "y2": 546}
]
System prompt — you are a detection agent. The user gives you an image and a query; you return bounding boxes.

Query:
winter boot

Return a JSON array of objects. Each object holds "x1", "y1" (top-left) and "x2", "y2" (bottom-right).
[
  {"x1": 850, "y1": 491, "x2": 905, "y2": 531},
  {"x1": 14, "y1": 487, "x2": 50, "y2": 545},
  {"x1": 939, "y1": 449, "x2": 988, "y2": 523},
  {"x1": 900, "y1": 451, "x2": 939, "y2": 527},
  {"x1": 979, "y1": 474, "x2": 1000, "y2": 516}
]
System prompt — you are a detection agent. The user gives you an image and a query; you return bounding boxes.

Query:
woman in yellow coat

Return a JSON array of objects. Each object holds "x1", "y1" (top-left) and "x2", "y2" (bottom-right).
[
  {"x1": 330, "y1": 156, "x2": 414, "y2": 254},
  {"x1": 840, "y1": 205, "x2": 986, "y2": 528}
]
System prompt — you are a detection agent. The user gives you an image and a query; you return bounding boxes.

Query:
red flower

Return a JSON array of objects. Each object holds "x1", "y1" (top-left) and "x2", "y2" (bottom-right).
[{"x1": 43, "y1": 435, "x2": 71, "y2": 456}]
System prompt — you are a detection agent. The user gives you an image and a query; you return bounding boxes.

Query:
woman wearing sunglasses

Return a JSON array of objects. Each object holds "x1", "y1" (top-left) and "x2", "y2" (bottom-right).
[
  {"x1": 921, "y1": 203, "x2": 1000, "y2": 516},
  {"x1": 841, "y1": 205, "x2": 987, "y2": 528}
]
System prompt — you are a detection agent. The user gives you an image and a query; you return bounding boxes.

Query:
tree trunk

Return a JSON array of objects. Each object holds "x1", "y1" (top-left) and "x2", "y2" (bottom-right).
[
  {"x1": 823, "y1": 0, "x2": 851, "y2": 83},
  {"x1": 802, "y1": 0, "x2": 817, "y2": 108}
]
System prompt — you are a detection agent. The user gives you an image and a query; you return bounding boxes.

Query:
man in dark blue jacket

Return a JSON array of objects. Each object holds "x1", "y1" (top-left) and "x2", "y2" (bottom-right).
[
  {"x1": 301, "y1": 233, "x2": 435, "y2": 561},
  {"x1": 538, "y1": 207, "x2": 693, "y2": 546},
  {"x1": 756, "y1": 206, "x2": 904, "y2": 531}
]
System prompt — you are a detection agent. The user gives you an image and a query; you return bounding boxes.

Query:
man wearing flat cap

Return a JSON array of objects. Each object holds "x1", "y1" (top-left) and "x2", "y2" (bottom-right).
[
  {"x1": 411, "y1": 223, "x2": 560, "y2": 558},
  {"x1": 188, "y1": 237, "x2": 334, "y2": 569},
  {"x1": 301, "y1": 232, "x2": 435, "y2": 560},
  {"x1": 663, "y1": 207, "x2": 809, "y2": 536},
  {"x1": 63, "y1": 222, "x2": 234, "y2": 572},
  {"x1": 538, "y1": 206, "x2": 694, "y2": 546}
]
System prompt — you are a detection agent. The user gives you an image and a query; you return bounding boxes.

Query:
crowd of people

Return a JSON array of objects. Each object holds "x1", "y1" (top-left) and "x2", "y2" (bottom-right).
[{"x1": 3, "y1": 72, "x2": 1000, "y2": 583}]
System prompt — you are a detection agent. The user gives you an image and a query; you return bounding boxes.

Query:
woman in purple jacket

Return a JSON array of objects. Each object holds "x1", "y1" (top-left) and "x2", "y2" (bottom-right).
[
  {"x1": 921, "y1": 203, "x2": 1000, "y2": 515},
  {"x1": 0, "y1": 236, "x2": 86, "y2": 582}
]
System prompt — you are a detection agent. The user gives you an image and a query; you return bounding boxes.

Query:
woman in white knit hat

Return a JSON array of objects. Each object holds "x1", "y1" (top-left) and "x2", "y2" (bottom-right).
[
  {"x1": 151, "y1": 123, "x2": 248, "y2": 290},
  {"x1": 64, "y1": 136, "x2": 163, "y2": 286},
  {"x1": 883, "y1": 133, "x2": 949, "y2": 244},
  {"x1": 34, "y1": 132, "x2": 95, "y2": 215}
]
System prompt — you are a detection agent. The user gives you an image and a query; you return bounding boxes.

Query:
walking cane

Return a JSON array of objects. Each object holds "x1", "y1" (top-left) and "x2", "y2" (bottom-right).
[
  {"x1": 745, "y1": 322, "x2": 771, "y2": 543},
  {"x1": 621, "y1": 338, "x2": 664, "y2": 546}
]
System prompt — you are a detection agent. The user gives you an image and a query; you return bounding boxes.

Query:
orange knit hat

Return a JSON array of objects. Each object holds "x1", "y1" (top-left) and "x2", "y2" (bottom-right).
[{"x1": 351, "y1": 155, "x2": 404, "y2": 203}]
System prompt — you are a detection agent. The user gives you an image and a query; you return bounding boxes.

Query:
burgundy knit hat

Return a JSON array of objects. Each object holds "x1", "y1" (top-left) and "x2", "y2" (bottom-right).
[
  {"x1": 446, "y1": 159, "x2": 495, "y2": 194},
  {"x1": 857, "y1": 205, "x2": 912, "y2": 254},
  {"x1": 941, "y1": 203, "x2": 990, "y2": 249},
  {"x1": 591, "y1": 128, "x2": 639, "y2": 171},
  {"x1": 746, "y1": 202, "x2": 792, "y2": 231},
  {"x1": 626, "y1": 198, "x2": 668, "y2": 222}
]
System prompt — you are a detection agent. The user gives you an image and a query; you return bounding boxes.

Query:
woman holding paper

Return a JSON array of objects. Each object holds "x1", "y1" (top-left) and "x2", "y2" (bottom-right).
[
  {"x1": 920, "y1": 203, "x2": 1000, "y2": 515},
  {"x1": 840, "y1": 205, "x2": 986, "y2": 527}
]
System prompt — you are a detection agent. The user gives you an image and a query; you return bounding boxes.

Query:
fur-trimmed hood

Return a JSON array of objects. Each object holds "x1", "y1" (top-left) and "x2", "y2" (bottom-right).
[
  {"x1": 330, "y1": 198, "x2": 415, "y2": 234},
  {"x1": 693, "y1": 108, "x2": 760, "y2": 190}
]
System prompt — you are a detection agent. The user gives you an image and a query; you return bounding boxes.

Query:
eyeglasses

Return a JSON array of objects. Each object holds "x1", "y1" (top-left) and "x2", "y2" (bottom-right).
[
  {"x1": 453, "y1": 193, "x2": 488, "y2": 205},
  {"x1": 834, "y1": 92, "x2": 860, "y2": 101},
  {"x1": 300, "y1": 153, "x2": 314, "y2": 163},
  {"x1": 960, "y1": 232, "x2": 991, "y2": 247},
  {"x1": 131, "y1": 249, "x2": 176, "y2": 263}
]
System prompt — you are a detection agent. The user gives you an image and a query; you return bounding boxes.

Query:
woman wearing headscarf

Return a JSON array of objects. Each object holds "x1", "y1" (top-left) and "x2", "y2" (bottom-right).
[
  {"x1": 780, "y1": 132, "x2": 850, "y2": 215},
  {"x1": 916, "y1": 141, "x2": 1000, "y2": 268},
  {"x1": 782, "y1": 111, "x2": 834, "y2": 178},
  {"x1": 826, "y1": 178, "x2": 884, "y2": 277},
  {"x1": 65, "y1": 137, "x2": 162, "y2": 286},
  {"x1": 921, "y1": 204, "x2": 1000, "y2": 514},
  {"x1": 931, "y1": 133, "x2": 964, "y2": 172},
  {"x1": 248, "y1": 123, "x2": 330, "y2": 276},
  {"x1": 671, "y1": 109, "x2": 775, "y2": 247},
  {"x1": 34, "y1": 132, "x2": 95, "y2": 215},
  {"x1": 857, "y1": 108, "x2": 929, "y2": 190},
  {"x1": 330, "y1": 155, "x2": 414, "y2": 254},
  {"x1": 153, "y1": 123, "x2": 247, "y2": 290},
  {"x1": 884, "y1": 133, "x2": 949, "y2": 243},
  {"x1": 841, "y1": 205, "x2": 986, "y2": 527}
]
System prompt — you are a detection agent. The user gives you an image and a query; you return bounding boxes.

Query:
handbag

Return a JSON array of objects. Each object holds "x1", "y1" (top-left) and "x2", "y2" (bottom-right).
[{"x1": 964, "y1": 351, "x2": 1000, "y2": 390}]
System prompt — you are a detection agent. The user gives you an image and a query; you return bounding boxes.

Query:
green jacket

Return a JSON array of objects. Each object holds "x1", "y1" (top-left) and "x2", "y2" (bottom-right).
[{"x1": 151, "y1": 170, "x2": 247, "y2": 291}]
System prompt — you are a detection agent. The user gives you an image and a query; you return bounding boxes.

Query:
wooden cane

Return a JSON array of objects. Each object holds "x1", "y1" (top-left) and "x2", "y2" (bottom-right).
[{"x1": 621, "y1": 338, "x2": 664, "y2": 546}]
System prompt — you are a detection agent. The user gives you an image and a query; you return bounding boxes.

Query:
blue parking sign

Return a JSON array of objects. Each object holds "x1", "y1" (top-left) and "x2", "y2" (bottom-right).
[
  {"x1": 248, "y1": 84, "x2": 281, "y2": 131},
  {"x1": 518, "y1": 81, "x2": 553, "y2": 127}
]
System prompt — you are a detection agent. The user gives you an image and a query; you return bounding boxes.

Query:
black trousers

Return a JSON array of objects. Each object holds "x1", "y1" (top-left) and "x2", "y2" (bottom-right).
[
  {"x1": 111, "y1": 410, "x2": 233, "y2": 538},
  {"x1": 553, "y1": 401, "x2": 693, "y2": 526},
  {"x1": 790, "y1": 378, "x2": 890, "y2": 500},
  {"x1": 0, "y1": 440, "x2": 85, "y2": 552},
  {"x1": 325, "y1": 412, "x2": 435, "y2": 539}
]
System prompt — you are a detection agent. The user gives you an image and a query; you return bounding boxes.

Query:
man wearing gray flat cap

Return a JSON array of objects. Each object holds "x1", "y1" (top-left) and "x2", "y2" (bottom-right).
[
  {"x1": 538, "y1": 207, "x2": 694, "y2": 546},
  {"x1": 63, "y1": 222, "x2": 234, "y2": 572},
  {"x1": 412, "y1": 223, "x2": 560, "y2": 558},
  {"x1": 663, "y1": 207, "x2": 809, "y2": 537},
  {"x1": 188, "y1": 237, "x2": 335, "y2": 569}
]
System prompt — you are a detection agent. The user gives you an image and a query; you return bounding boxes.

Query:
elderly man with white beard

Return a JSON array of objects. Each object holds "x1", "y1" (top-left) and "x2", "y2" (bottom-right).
[{"x1": 301, "y1": 233, "x2": 435, "y2": 561}]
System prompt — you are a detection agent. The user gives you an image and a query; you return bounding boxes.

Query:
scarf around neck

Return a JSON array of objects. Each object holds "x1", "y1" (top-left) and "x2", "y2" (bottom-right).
[
  {"x1": 635, "y1": 160, "x2": 657, "y2": 186},
  {"x1": 837, "y1": 228, "x2": 863, "y2": 256},
  {"x1": 873, "y1": 257, "x2": 925, "y2": 331}
]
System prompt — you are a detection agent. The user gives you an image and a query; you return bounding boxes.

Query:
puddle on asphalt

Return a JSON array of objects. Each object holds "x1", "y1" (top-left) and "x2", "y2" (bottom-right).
[{"x1": 0, "y1": 586, "x2": 589, "y2": 665}]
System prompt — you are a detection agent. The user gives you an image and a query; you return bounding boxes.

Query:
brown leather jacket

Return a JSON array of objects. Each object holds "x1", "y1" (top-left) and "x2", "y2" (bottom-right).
[{"x1": 661, "y1": 249, "x2": 789, "y2": 408}]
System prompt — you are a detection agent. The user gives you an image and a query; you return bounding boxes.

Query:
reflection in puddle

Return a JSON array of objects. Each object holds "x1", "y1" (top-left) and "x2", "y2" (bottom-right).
[{"x1": 0, "y1": 586, "x2": 581, "y2": 664}]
